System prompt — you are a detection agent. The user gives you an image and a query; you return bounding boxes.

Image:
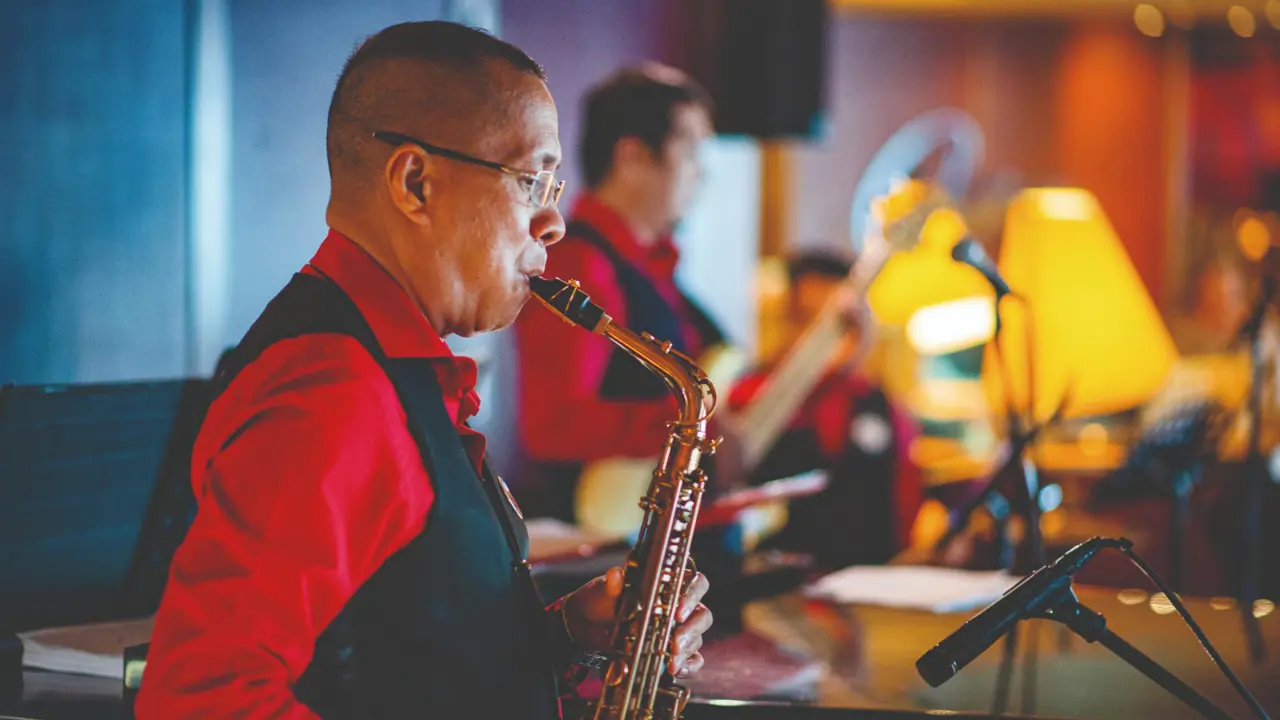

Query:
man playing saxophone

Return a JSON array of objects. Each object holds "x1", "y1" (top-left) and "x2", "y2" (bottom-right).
[{"x1": 136, "y1": 21, "x2": 712, "y2": 719}]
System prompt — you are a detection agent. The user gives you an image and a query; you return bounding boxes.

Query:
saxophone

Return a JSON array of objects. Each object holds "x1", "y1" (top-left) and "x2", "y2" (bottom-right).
[{"x1": 529, "y1": 276, "x2": 719, "y2": 720}]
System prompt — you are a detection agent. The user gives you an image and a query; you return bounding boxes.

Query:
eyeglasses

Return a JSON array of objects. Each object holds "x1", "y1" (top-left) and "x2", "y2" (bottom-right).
[{"x1": 372, "y1": 131, "x2": 565, "y2": 208}]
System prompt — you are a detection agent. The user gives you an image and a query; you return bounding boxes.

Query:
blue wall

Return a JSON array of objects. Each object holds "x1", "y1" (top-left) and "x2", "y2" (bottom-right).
[
  {"x1": 0, "y1": 0, "x2": 499, "y2": 385},
  {"x1": 0, "y1": 0, "x2": 189, "y2": 385},
  {"x1": 224, "y1": 0, "x2": 450, "y2": 350}
]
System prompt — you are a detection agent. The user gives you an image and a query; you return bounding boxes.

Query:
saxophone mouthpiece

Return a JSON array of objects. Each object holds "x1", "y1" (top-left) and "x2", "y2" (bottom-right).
[{"x1": 530, "y1": 276, "x2": 610, "y2": 332}]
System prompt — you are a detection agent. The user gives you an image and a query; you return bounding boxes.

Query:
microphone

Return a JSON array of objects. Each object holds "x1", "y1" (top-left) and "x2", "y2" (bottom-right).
[
  {"x1": 916, "y1": 536, "x2": 1131, "y2": 688},
  {"x1": 951, "y1": 237, "x2": 1012, "y2": 297}
]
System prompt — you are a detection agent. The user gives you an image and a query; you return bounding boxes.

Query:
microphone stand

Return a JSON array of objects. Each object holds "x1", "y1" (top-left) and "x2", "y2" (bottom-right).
[
  {"x1": 1035, "y1": 584, "x2": 1237, "y2": 720},
  {"x1": 1236, "y1": 275, "x2": 1274, "y2": 665},
  {"x1": 930, "y1": 286, "x2": 1049, "y2": 716},
  {"x1": 933, "y1": 289, "x2": 1047, "y2": 577},
  {"x1": 1169, "y1": 464, "x2": 1201, "y2": 595}
]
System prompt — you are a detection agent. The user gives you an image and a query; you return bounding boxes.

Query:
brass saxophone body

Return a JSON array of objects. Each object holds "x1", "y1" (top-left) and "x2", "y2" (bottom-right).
[{"x1": 529, "y1": 276, "x2": 719, "y2": 720}]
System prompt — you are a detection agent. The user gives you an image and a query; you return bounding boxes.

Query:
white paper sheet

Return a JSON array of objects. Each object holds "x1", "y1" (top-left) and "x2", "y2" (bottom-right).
[
  {"x1": 802, "y1": 565, "x2": 1019, "y2": 614},
  {"x1": 524, "y1": 517, "x2": 625, "y2": 563},
  {"x1": 18, "y1": 617, "x2": 153, "y2": 678}
]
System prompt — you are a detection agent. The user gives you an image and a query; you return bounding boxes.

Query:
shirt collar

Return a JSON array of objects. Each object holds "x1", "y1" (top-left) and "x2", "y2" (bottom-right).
[
  {"x1": 307, "y1": 230, "x2": 480, "y2": 417},
  {"x1": 569, "y1": 193, "x2": 681, "y2": 279}
]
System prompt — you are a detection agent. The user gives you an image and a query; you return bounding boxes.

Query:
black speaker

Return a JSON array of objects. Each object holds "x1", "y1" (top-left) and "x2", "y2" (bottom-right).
[{"x1": 681, "y1": 0, "x2": 829, "y2": 139}]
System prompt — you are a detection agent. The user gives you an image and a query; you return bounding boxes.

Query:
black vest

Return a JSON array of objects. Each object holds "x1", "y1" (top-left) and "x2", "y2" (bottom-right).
[
  {"x1": 210, "y1": 272, "x2": 560, "y2": 719},
  {"x1": 567, "y1": 221, "x2": 724, "y2": 401}
]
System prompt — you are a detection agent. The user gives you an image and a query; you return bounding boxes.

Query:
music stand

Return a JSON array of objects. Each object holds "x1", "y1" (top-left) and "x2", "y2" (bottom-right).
[
  {"x1": 0, "y1": 379, "x2": 209, "y2": 636},
  {"x1": 1086, "y1": 400, "x2": 1227, "y2": 594}
]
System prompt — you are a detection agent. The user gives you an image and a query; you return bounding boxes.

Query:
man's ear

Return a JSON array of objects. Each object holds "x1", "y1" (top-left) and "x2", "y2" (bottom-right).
[
  {"x1": 385, "y1": 148, "x2": 433, "y2": 225},
  {"x1": 613, "y1": 136, "x2": 656, "y2": 172}
]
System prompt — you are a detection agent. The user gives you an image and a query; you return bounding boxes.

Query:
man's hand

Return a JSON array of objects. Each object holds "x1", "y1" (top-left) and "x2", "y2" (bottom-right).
[
  {"x1": 562, "y1": 568, "x2": 713, "y2": 678},
  {"x1": 835, "y1": 286, "x2": 876, "y2": 361},
  {"x1": 707, "y1": 415, "x2": 750, "y2": 497}
]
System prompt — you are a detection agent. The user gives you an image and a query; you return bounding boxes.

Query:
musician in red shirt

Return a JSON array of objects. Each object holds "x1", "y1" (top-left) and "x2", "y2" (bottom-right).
[
  {"x1": 136, "y1": 23, "x2": 711, "y2": 720},
  {"x1": 509, "y1": 66, "x2": 919, "y2": 574},
  {"x1": 729, "y1": 250, "x2": 925, "y2": 568},
  {"x1": 511, "y1": 64, "x2": 739, "y2": 524}
]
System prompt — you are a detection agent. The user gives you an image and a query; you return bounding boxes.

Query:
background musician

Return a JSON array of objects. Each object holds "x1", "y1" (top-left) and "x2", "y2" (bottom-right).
[
  {"x1": 136, "y1": 22, "x2": 712, "y2": 719},
  {"x1": 512, "y1": 63, "x2": 743, "y2": 524},
  {"x1": 729, "y1": 249, "x2": 925, "y2": 569},
  {"x1": 510, "y1": 65, "x2": 752, "y2": 612}
]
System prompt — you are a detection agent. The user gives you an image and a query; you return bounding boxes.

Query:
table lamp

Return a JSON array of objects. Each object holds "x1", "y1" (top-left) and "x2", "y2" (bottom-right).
[{"x1": 982, "y1": 188, "x2": 1179, "y2": 423}]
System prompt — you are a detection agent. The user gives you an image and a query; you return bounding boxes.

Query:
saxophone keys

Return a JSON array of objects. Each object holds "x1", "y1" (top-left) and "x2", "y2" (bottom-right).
[
  {"x1": 603, "y1": 658, "x2": 630, "y2": 687},
  {"x1": 655, "y1": 683, "x2": 691, "y2": 718}
]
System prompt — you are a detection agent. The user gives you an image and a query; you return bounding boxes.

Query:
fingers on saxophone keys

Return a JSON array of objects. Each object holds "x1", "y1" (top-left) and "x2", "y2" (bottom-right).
[
  {"x1": 673, "y1": 651, "x2": 705, "y2": 678},
  {"x1": 670, "y1": 634, "x2": 705, "y2": 677},
  {"x1": 676, "y1": 605, "x2": 713, "y2": 643},
  {"x1": 679, "y1": 573, "x2": 710, "y2": 621}
]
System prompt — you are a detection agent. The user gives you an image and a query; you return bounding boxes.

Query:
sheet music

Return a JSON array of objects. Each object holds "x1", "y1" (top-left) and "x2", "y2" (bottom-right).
[
  {"x1": 17, "y1": 616, "x2": 153, "y2": 678},
  {"x1": 802, "y1": 565, "x2": 1017, "y2": 614},
  {"x1": 20, "y1": 669, "x2": 122, "y2": 701},
  {"x1": 525, "y1": 518, "x2": 624, "y2": 563}
]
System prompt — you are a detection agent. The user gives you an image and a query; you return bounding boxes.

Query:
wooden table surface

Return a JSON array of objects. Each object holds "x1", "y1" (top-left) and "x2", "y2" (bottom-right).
[{"x1": 715, "y1": 585, "x2": 1280, "y2": 719}]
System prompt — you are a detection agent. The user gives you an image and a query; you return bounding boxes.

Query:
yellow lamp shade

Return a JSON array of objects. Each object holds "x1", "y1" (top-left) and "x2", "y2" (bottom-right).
[
  {"x1": 982, "y1": 188, "x2": 1179, "y2": 422},
  {"x1": 867, "y1": 202, "x2": 993, "y2": 327}
]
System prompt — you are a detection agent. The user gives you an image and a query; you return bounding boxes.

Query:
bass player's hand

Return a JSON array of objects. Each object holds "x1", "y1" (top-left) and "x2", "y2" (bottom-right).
[
  {"x1": 707, "y1": 414, "x2": 750, "y2": 497},
  {"x1": 561, "y1": 567, "x2": 713, "y2": 678}
]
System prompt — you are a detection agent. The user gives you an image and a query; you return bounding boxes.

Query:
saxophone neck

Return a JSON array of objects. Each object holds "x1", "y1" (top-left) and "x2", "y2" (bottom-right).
[
  {"x1": 530, "y1": 276, "x2": 717, "y2": 426},
  {"x1": 603, "y1": 322, "x2": 716, "y2": 428}
]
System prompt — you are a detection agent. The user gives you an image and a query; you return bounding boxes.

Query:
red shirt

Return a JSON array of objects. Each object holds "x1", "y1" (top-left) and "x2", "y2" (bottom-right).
[
  {"x1": 514, "y1": 194, "x2": 708, "y2": 462},
  {"x1": 137, "y1": 231, "x2": 565, "y2": 718}
]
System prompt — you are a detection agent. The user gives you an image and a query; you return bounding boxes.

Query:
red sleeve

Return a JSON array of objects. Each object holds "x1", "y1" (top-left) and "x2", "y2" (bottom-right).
[
  {"x1": 726, "y1": 370, "x2": 770, "y2": 413},
  {"x1": 135, "y1": 336, "x2": 432, "y2": 719},
  {"x1": 516, "y1": 238, "x2": 678, "y2": 461}
]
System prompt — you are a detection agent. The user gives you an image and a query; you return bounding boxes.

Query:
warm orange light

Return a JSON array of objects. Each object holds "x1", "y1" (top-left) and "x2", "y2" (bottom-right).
[
  {"x1": 1118, "y1": 589, "x2": 1148, "y2": 605},
  {"x1": 1254, "y1": 599, "x2": 1275, "y2": 618},
  {"x1": 982, "y1": 188, "x2": 1179, "y2": 422},
  {"x1": 1077, "y1": 422, "x2": 1110, "y2": 457},
  {"x1": 1211, "y1": 596, "x2": 1237, "y2": 611},
  {"x1": 1235, "y1": 210, "x2": 1271, "y2": 262},
  {"x1": 1134, "y1": 4, "x2": 1165, "y2": 37},
  {"x1": 1150, "y1": 592, "x2": 1177, "y2": 615},
  {"x1": 1268, "y1": 0, "x2": 1280, "y2": 30},
  {"x1": 1229, "y1": 5, "x2": 1257, "y2": 37}
]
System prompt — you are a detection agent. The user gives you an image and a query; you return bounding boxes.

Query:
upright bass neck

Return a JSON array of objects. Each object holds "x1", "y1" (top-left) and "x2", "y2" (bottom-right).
[{"x1": 733, "y1": 252, "x2": 889, "y2": 470}]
